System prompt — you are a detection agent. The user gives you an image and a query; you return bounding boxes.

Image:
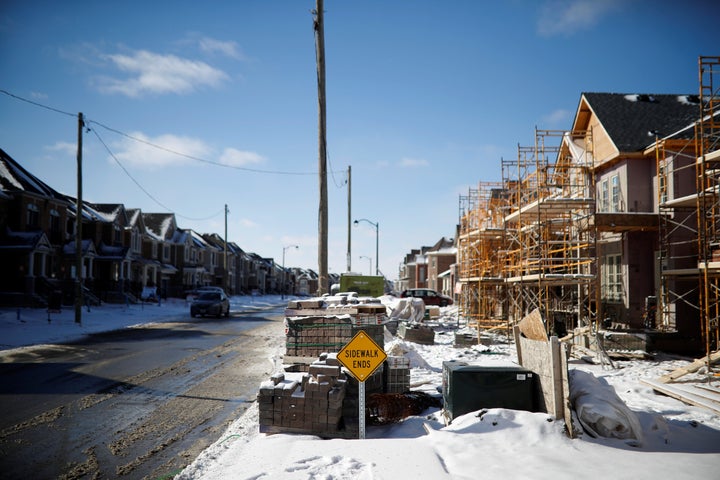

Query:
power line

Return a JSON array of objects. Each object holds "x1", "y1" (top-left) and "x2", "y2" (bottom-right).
[
  {"x1": 2, "y1": 88, "x2": 346, "y2": 177},
  {"x1": 88, "y1": 119, "x2": 320, "y2": 176},
  {"x1": 0, "y1": 89, "x2": 76, "y2": 118},
  {"x1": 90, "y1": 127, "x2": 223, "y2": 221}
]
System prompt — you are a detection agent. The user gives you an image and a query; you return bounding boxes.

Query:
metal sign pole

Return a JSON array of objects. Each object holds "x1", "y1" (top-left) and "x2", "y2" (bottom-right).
[
  {"x1": 359, "y1": 381, "x2": 366, "y2": 439},
  {"x1": 336, "y1": 330, "x2": 386, "y2": 441}
]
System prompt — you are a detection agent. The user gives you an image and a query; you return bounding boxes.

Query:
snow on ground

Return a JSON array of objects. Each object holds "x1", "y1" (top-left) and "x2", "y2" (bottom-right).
[{"x1": 2, "y1": 295, "x2": 720, "y2": 479}]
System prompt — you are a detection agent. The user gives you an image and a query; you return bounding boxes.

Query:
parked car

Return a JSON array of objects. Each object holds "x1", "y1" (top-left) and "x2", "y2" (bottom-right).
[
  {"x1": 186, "y1": 286, "x2": 227, "y2": 302},
  {"x1": 190, "y1": 290, "x2": 230, "y2": 318},
  {"x1": 400, "y1": 288, "x2": 453, "y2": 307}
]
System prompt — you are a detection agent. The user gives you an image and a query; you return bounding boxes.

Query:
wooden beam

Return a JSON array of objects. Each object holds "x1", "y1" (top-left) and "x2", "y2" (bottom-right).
[{"x1": 658, "y1": 350, "x2": 720, "y2": 383}]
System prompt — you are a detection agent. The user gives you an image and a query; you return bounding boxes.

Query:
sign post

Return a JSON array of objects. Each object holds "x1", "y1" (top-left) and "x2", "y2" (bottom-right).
[{"x1": 336, "y1": 330, "x2": 387, "y2": 439}]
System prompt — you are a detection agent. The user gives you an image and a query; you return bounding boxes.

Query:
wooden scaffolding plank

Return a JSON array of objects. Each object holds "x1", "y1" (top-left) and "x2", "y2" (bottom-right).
[{"x1": 641, "y1": 379, "x2": 720, "y2": 415}]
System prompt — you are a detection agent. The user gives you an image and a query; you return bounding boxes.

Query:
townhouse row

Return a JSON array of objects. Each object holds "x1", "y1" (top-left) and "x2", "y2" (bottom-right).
[{"x1": 0, "y1": 148, "x2": 331, "y2": 307}]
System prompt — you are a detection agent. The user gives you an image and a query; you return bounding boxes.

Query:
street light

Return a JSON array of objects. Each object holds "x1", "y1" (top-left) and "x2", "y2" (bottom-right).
[
  {"x1": 354, "y1": 218, "x2": 379, "y2": 276},
  {"x1": 359, "y1": 255, "x2": 372, "y2": 275},
  {"x1": 282, "y1": 244, "x2": 298, "y2": 300}
]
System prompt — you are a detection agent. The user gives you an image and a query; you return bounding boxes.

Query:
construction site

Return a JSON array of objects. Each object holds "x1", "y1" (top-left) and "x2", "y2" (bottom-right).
[{"x1": 457, "y1": 56, "x2": 720, "y2": 365}]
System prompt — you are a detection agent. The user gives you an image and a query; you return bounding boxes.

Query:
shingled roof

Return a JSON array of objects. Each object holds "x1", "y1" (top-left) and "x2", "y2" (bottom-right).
[
  {"x1": 0, "y1": 148, "x2": 66, "y2": 199},
  {"x1": 581, "y1": 92, "x2": 700, "y2": 152}
]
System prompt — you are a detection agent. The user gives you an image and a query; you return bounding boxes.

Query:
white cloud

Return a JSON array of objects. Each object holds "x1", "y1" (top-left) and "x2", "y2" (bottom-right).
[
  {"x1": 198, "y1": 37, "x2": 246, "y2": 60},
  {"x1": 399, "y1": 157, "x2": 429, "y2": 168},
  {"x1": 112, "y1": 132, "x2": 213, "y2": 169},
  {"x1": 219, "y1": 148, "x2": 265, "y2": 167},
  {"x1": 543, "y1": 108, "x2": 572, "y2": 125},
  {"x1": 95, "y1": 49, "x2": 229, "y2": 97},
  {"x1": 46, "y1": 141, "x2": 77, "y2": 156},
  {"x1": 537, "y1": 0, "x2": 624, "y2": 37}
]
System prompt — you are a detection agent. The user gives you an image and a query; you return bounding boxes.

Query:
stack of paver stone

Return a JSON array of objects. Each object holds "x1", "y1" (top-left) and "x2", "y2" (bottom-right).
[
  {"x1": 258, "y1": 297, "x2": 415, "y2": 437},
  {"x1": 284, "y1": 298, "x2": 387, "y2": 368},
  {"x1": 384, "y1": 355, "x2": 411, "y2": 393},
  {"x1": 258, "y1": 353, "x2": 356, "y2": 437}
]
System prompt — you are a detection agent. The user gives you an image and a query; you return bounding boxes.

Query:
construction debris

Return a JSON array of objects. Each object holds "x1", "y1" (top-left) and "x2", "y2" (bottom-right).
[
  {"x1": 366, "y1": 391, "x2": 442, "y2": 425},
  {"x1": 397, "y1": 323, "x2": 435, "y2": 345},
  {"x1": 658, "y1": 350, "x2": 720, "y2": 383}
]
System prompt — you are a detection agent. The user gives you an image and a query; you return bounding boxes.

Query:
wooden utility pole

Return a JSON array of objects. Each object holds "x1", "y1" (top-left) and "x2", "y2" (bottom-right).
[
  {"x1": 75, "y1": 112, "x2": 84, "y2": 324},
  {"x1": 314, "y1": 0, "x2": 328, "y2": 295},
  {"x1": 347, "y1": 165, "x2": 351, "y2": 272},
  {"x1": 224, "y1": 204, "x2": 229, "y2": 293}
]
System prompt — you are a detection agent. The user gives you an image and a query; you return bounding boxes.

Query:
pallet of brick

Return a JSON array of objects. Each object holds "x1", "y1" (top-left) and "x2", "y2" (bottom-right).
[
  {"x1": 284, "y1": 315, "x2": 385, "y2": 361},
  {"x1": 384, "y1": 356, "x2": 411, "y2": 393},
  {"x1": 258, "y1": 354, "x2": 356, "y2": 438}
]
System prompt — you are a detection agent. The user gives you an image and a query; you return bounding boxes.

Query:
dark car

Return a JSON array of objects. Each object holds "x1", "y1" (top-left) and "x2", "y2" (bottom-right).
[
  {"x1": 190, "y1": 290, "x2": 230, "y2": 318},
  {"x1": 400, "y1": 288, "x2": 453, "y2": 307}
]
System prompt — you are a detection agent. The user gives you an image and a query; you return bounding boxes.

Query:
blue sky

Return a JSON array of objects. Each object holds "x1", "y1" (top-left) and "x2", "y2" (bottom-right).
[{"x1": 1, "y1": 1, "x2": 717, "y2": 281}]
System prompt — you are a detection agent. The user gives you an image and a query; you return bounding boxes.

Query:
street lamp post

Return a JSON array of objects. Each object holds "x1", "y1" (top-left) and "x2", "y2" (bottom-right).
[
  {"x1": 282, "y1": 244, "x2": 298, "y2": 300},
  {"x1": 359, "y1": 255, "x2": 372, "y2": 276},
  {"x1": 353, "y1": 218, "x2": 379, "y2": 276}
]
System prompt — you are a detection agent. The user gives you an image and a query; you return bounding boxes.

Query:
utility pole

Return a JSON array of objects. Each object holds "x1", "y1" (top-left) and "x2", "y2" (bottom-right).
[
  {"x1": 75, "y1": 113, "x2": 84, "y2": 324},
  {"x1": 314, "y1": 0, "x2": 328, "y2": 295},
  {"x1": 224, "y1": 204, "x2": 229, "y2": 293},
  {"x1": 347, "y1": 165, "x2": 351, "y2": 272}
]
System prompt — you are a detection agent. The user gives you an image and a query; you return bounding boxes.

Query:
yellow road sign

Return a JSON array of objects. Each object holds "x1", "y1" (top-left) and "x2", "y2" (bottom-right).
[{"x1": 337, "y1": 330, "x2": 387, "y2": 382}]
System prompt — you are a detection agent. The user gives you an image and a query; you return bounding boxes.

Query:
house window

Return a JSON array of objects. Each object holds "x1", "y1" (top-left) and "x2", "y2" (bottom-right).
[
  {"x1": 49, "y1": 209, "x2": 60, "y2": 235},
  {"x1": 602, "y1": 254, "x2": 622, "y2": 302},
  {"x1": 611, "y1": 175, "x2": 621, "y2": 212},
  {"x1": 131, "y1": 230, "x2": 141, "y2": 253},
  {"x1": 114, "y1": 225, "x2": 122, "y2": 244},
  {"x1": 163, "y1": 245, "x2": 170, "y2": 262},
  {"x1": 26, "y1": 203, "x2": 39, "y2": 228},
  {"x1": 600, "y1": 180, "x2": 609, "y2": 212},
  {"x1": 152, "y1": 241, "x2": 158, "y2": 258}
]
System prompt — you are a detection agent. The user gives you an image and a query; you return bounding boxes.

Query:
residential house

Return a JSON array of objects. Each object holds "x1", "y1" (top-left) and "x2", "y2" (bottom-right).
[
  {"x1": 294, "y1": 268, "x2": 319, "y2": 297},
  {"x1": 80, "y1": 202, "x2": 138, "y2": 302},
  {"x1": 142, "y1": 212, "x2": 180, "y2": 297},
  {"x1": 570, "y1": 93, "x2": 699, "y2": 334},
  {"x1": 0, "y1": 148, "x2": 72, "y2": 305},
  {"x1": 426, "y1": 237, "x2": 456, "y2": 296},
  {"x1": 202, "y1": 233, "x2": 235, "y2": 292}
]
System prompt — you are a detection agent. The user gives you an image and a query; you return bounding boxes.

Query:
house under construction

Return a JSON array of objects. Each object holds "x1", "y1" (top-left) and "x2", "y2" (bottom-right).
[{"x1": 458, "y1": 56, "x2": 720, "y2": 359}]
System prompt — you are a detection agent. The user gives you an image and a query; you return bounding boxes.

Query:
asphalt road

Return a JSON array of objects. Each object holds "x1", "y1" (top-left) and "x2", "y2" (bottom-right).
[{"x1": 0, "y1": 306, "x2": 286, "y2": 480}]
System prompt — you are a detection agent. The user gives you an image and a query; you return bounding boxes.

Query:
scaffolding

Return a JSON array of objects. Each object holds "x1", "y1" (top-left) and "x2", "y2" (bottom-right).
[
  {"x1": 457, "y1": 181, "x2": 507, "y2": 329},
  {"x1": 655, "y1": 56, "x2": 720, "y2": 359},
  {"x1": 502, "y1": 129, "x2": 596, "y2": 335},
  {"x1": 457, "y1": 128, "x2": 596, "y2": 337},
  {"x1": 656, "y1": 134, "x2": 699, "y2": 333},
  {"x1": 696, "y1": 55, "x2": 720, "y2": 357}
]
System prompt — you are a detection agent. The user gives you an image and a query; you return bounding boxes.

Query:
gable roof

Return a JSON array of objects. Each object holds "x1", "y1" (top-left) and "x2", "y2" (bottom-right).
[
  {"x1": 0, "y1": 148, "x2": 67, "y2": 200},
  {"x1": 427, "y1": 236, "x2": 455, "y2": 253},
  {"x1": 143, "y1": 213, "x2": 177, "y2": 240},
  {"x1": 579, "y1": 93, "x2": 700, "y2": 152}
]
